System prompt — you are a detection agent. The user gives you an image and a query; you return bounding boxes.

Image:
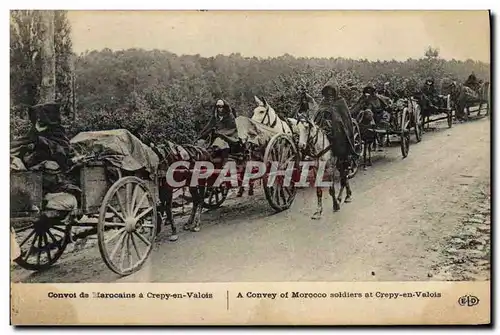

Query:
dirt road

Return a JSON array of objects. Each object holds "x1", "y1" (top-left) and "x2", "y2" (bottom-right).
[{"x1": 11, "y1": 117, "x2": 491, "y2": 283}]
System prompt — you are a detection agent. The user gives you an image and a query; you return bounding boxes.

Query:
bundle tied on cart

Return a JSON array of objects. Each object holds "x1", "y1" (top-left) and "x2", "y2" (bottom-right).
[
  {"x1": 204, "y1": 116, "x2": 281, "y2": 161},
  {"x1": 70, "y1": 129, "x2": 160, "y2": 182},
  {"x1": 234, "y1": 116, "x2": 280, "y2": 148}
]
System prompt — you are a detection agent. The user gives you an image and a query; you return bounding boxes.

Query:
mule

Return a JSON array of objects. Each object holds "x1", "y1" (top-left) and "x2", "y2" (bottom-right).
[
  {"x1": 152, "y1": 141, "x2": 212, "y2": 241},
  {"x1": 356, "y1": 109, "x2": 377, "y2": 168},
  {"x1": 295, "y1": 114, "x2": 352, "y2": 220}
]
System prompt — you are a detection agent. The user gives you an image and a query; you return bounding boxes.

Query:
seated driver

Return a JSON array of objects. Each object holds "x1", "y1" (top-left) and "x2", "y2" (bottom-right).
[
  {"x1": 352, "y1": 85, "x2": 392, "y2": 128},
  {"x1": 198, "y1": 99, "x2": 238, "y2": 160},
  {"x1": 10, "y1": 102, "x2": 81, "y2": 223}
]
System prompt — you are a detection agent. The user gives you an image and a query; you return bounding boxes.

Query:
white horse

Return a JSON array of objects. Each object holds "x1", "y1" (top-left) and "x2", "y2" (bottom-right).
[
  {"x1": 295, "y1": 115, "x2": 353, "y2": 220},
  {"x1": 251, "y1": 96, "x2": 297, "y2": 134}
]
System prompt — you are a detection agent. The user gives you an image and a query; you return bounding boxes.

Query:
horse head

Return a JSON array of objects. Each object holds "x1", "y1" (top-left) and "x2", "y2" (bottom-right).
[
  {"x1": 295, "y1": 113, "x2": 314, "y2": 151},
  {"x1": 251, "y1": 96, "x2": 276, "y2": 126}
]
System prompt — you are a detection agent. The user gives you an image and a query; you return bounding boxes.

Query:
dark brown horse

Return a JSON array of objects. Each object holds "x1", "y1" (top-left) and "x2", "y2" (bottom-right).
[{"x1": 151, "y1": 141, "x2": 212, "y2": 241}]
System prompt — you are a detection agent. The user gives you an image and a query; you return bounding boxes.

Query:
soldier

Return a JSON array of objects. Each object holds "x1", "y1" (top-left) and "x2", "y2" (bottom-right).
[
  {"x1": 464, "y1": 72, "x2": 480, "y2": 92},
  {"x1": 198, "y1": 99, "x2": 238, "y2": 153}
]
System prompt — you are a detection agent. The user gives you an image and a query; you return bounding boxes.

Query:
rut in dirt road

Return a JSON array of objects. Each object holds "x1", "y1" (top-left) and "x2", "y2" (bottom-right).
[{"x1": 11, "y1": 118, "x2": 490, "y2": 283}]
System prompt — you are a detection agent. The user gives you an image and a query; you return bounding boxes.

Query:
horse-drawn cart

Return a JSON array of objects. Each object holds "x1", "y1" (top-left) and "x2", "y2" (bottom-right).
[
  {"x1": 192, "y1": 116, "x2": 301, "y2": 212},
  {"x1": 419, "y1": 93, "x2": 453, "y2": 129},
  {"x1": 11, "y1": 129, "x2": 161, "y2": 276},
  {"x1": 358, "y1": 99, "x2": 414, "y2": 161}
]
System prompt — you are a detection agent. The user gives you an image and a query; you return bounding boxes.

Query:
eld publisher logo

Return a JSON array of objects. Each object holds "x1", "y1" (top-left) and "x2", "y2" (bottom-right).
[{"x1": 458, "y1": 295, "x2": 480, "y2": 307}]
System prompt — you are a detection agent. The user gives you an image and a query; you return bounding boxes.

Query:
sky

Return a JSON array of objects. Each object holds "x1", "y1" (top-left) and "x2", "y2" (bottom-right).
[{"x1": 67, "y1": 10, "x2": 490, "y2": 62}]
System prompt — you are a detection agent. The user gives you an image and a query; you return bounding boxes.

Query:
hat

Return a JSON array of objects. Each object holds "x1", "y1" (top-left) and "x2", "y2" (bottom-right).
[
  {"x1": 28, "y1": 102, "x2": 61, "y2": 127},
  {"x1": 216, "y1": 99, "x2": 225, "y2": 107}
]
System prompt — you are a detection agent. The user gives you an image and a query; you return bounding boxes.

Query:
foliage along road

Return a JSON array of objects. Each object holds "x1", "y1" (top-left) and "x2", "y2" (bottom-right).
[{"x1": 11, "y1": 115, "x2": 490, "y2": 284}]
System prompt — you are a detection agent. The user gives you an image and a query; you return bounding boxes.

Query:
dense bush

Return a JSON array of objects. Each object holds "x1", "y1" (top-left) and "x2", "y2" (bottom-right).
[{"x1": 65, "y1": 50, "x2": 489, "y2": 145}]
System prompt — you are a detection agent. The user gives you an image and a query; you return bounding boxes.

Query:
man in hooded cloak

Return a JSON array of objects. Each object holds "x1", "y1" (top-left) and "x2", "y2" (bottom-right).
[{"x1": 313, "y1": 78, "x2": 358, "y2": 158}]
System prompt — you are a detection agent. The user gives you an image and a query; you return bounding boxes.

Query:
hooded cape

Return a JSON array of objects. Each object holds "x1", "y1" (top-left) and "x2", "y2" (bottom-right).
[
  {"x1": 199, "y1": 99, "x2": 237, "y2": 141},
  {"x1": 313, "y1": 78, "x2": 358, "y2": 157}
]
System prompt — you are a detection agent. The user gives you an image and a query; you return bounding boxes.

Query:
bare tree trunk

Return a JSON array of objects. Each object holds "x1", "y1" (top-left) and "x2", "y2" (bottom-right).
[
  {"x1": 38, "y1": 10, "x2": 55, "y2": 104},
  {"x1": 72, "y1": 65, "x2": 77, "y2": 121}
]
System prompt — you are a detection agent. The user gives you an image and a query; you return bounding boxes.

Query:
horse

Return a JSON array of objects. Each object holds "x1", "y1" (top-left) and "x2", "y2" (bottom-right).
[
  {"x1": 251, "y1": 96, "x2": 296, "y2": 135},
  {"x1": 295, "y1": 114, "x2": 352, "y2": 220},
  {"x1": 356, "y1": 109, "x2": 377, "y2": 168},
  {"x1": 246, "y1": 95, "x2": 300, "y2": 196},
  {"x1": 151, "y1": 141, "x2": 212, "y2": 241},
  {"x1": 449, "y1": 80, "x2": 490, "y2": 120}
]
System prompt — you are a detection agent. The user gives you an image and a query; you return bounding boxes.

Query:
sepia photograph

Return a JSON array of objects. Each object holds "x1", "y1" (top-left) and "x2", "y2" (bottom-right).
[{"x1": 9, "y1": 9, "x2": 491, "y2": 325}]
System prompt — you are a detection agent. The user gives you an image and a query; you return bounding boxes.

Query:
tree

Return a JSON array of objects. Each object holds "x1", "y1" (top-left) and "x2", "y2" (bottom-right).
[
  {"x1": 39, "y1": 10, "x2": 55, "y2": 103},
  {"x1": 424, "y1": 46, "x2": 440, "y2": 59},
  {"x1": 10, "y1": 10, "x2": 74, "y2": 118}
]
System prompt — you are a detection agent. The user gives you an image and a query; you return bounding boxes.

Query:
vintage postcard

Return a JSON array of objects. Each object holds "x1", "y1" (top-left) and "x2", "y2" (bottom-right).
[{"x1": 9, "y1": 9, "x2": 491, "y2": 325}]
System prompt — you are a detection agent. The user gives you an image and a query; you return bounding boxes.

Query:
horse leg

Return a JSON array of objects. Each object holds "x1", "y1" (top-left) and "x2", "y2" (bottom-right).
[
  {"x1": 329, "y1": 179, "x2": 340, "y2": 212},
  {"x1": 336, "y1": 160, "x2": 348, "y2": 204},
  {"x1": 184, "y1": 187, "x2": 199, "y2": 231},
  {"x1": 363, "y1": 140, "x2": 368, "y2": 170},
  {"x1": 237, "y1": 186, "x2": 245, "y2": 197},
  {"x1": 190, "y1": 187, "x2": 206, "y2": 232},
  {"x1": 311, "y1": 187, "x2": 323, "y2": 220},
  {"x1": 377, "y1": 134, "x2": 384, "y2": 151},
  {"x1": 164, "y1": 189, "x2": 178, "y2": 241},
  {"x1": 343, "y1": 161, "x2": 353, "y2": 203},
  {"x1": 248, "y1": 180, "x2": 254, "y2": 196},
  {"x1": 368, "y1": 139, "x2": 373, "y2": 166}
]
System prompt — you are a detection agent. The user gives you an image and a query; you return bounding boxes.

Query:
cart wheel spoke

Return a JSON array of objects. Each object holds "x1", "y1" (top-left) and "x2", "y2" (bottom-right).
[
  {"x1": 133, "y1": 192, "x2": 148, "y2": 217},
  {"x1": 125, "y1": 182, "x2": 133, "y2": 215},
  {"x1": 133, "y1": 230, "x2": 152, "y2": 247},
  {"x1": 42, "y1": 233, "x2": 52, "y2": 263},
  {"x1": 109, "y1": 230, "x2": 127, "y2": 261},
  {"x1": 119, "y1": 233, "x2": 129, "y2": 271},
  {"x1": 106, "y1": 227, "x2": 126, "y2": 243},
  {"x1": 108, "y1": 204, "x2": 126, "y2": 223},
  {"x1": 19, "y1": 228, "x2": 36, "y2": 247},
  {"x1": 36, "y1": 234, "x2": 43, "y2": 265},
  {"x1": 130, "y1": 233, "x2": 143, "y2": 260},
  {"x1": 135, "y1": 206, "x2": 153, "y2": 221},
  {"x1": 26, "y1": 233, "x2": 39, "y2": 259},
  {"x1": 51, "y1": 226, "x2": 66, "y2": 233},
  {"x1": 126, "y1": 234, "x2": 133, "y2": 270},
  {"x1": 115, "y1": 189, "x2": 129, "y2": 218}
]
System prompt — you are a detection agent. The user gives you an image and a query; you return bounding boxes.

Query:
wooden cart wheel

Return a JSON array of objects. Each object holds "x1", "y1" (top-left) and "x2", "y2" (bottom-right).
[
  {"x1": 263, "y1": 133, "x2": 300, "y2": 212},
  {"x1": 413, "y1": 103, "x2": 423, "y2": 143},
  {"x1": 347, "y1": 119, "x2": 363, "y2": 179},
  {"x1": 98, "y1": 176, "x2": 158, "y2": 276},
  {"x1": 12, "y1": 216, "x2": 71, "y2": 271},
  {"x1": 202, "y1": 185, "x2": 229, "y2": 210},
  {"x1": 400, "y1": 108, "x2": 411, "y2": 158}
]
